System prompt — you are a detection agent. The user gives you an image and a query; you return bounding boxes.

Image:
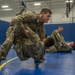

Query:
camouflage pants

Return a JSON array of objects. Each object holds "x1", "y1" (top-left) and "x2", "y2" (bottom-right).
[
  {"x1": 15, "y1": 39, "x2": 44, "y2": 61},
  {"x1": 0, "y1": 26, "x2": 14, "y2": 58},
  {"x1": 46, "y1": 44, "x2": 72, "y2": 52},
  {"x1": 58, "y1": 44, "x2": 72, "y2": 52}
]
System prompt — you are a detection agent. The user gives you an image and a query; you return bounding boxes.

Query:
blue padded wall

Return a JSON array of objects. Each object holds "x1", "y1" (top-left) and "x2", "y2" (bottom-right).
[
  {"x1": 0, "y1": 20, "x2": 75, "y2": 44},
  {"x1": 0, "y1": 20, "x2": 10, "y2": 44},
  {"x1": 45, "y1": 23, "x2": 75, "y2": 42}
]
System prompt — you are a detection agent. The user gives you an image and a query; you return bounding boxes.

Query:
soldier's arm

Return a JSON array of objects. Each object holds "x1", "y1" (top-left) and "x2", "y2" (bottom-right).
[
  {"x1": 37, "y1": 24, "x2": 46, "y2": 41},
  {"x1": 24, "y1": 25, "x2": 40, "y2": 41},
  {"x1": 20, "y1": 23, "x2": 30, "y2": 38},
  {"x1": 59, "y1": 34, "x2": 66, "y2": 44},
  {"x1": 21, "y1": 23, "x2": 40, "y2": 42},
  {"x1": 11, "y1": 16, "x2": 30, "y2": 38},
  {"x1": 23, "y1": 12, "x2": 37, "y2": 22},
  {"x1": 15, "y1": 12, "x2": 40, "y2": 41},
  {"x1": 53, "y1": 31, "x2": 66, "y2": 44},
  {"x1": 56, "y1": 33, "x2": 66, "y2": 44}
]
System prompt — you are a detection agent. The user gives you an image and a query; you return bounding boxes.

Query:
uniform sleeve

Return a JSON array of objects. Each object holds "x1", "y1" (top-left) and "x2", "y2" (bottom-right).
[
  {"x1": 52, "y1": 30, "x2": 66, "y2": 44},
  {"x1": 37, "y1": 24, "x2": 46, "y2": 41},
  {"x1": 23, "y1": 25, "x2": 40, "y2": 42},
  {"x1": 12, "y1": 15, "x2": 40, "y2": 42},
  {"x1": 23, "y1": 12, "x2": 37, "y2": 22},
  {"x1": 11, "y1": 16, "x2": 29, "y2": 38},
  {"x1": 59, "y1": 34, "x2": 66, "y2": 44}
]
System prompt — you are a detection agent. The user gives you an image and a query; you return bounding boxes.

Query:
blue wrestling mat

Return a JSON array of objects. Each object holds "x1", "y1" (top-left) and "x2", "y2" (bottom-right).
[{"x1": 0, "y1": 48, "x2": 75, "y2": 75}]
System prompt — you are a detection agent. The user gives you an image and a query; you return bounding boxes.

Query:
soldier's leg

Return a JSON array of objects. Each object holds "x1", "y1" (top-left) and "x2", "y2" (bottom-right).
[
  {"x1": 15, "y1": 40, "x2": 30, "y2": 61},
  {"x1": 0, "y1": 26, "x2": 14, "y2": 60},
  {"x1": 0, "y1": 18, "x2": 34, "y2": 61},
  {"x1": 26, "y1": 41, "x2": 45, "y2": 63},
  {"x1": 46, "y1": 45, "x2": 57, "y2": 52},
  {"x1": 58, "y1": 45, "x2": 72, "y2": 52},
  {"x1": 14, "y1": 38, "x2": 45, "y2": 62}
]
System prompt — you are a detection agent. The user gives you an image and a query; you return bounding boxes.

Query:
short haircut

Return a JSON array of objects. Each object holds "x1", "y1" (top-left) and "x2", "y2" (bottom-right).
[
  {"x1": 40, "y1": 8, "x2": 52, "y2": 14},
  {"x1": 44, "y1": 36, "x2": 54, "y2": 47},
  {"x1": 59, "y1": 25, "x2": 64, "y2": 28}
]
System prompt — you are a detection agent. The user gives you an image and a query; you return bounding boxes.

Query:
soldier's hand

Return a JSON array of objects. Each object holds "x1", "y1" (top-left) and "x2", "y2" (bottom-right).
[{"x1": 24, "y1": 30, "x2": 30, "y2": 38}]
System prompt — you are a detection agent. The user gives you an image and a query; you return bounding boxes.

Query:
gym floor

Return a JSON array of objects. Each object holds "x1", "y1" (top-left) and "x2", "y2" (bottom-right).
[{"x1": 0, "y1": 48, "x2": 75, "y2": 75}]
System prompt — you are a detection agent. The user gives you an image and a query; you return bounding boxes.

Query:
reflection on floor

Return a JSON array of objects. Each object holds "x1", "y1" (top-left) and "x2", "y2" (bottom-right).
[{"x1": 0, "y1": 48, "x2": 75, "y2": 75}]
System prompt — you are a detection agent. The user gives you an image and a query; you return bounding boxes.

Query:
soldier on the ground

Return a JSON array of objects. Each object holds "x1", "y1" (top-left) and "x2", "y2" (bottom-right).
[
  {"x1": 46, "y1": 26, "x2": 72, "y2": 52},
  {"x1": 13, "y1": 26, "x2": 54, "y2": 62}
]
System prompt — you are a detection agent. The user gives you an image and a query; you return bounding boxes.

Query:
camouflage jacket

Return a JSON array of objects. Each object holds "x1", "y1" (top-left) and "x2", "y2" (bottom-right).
[
  {"x1": 51, "y1": 29, "x2": 66, "y2": 49},
  {"x1": 11, "y1": 12, "x2": 46, "y2": 42}
]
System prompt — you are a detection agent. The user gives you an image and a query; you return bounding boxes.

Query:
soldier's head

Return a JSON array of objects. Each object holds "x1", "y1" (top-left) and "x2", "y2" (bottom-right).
[
  {"x1": 43, "y1": 36, "x2": 54, "y2": 47},
  {"x1": 39, "y1": 8, "x2": 52, "y2": 23},
  {"x1": 58, "y1": 26, "x2": 64, "y2": 32}
]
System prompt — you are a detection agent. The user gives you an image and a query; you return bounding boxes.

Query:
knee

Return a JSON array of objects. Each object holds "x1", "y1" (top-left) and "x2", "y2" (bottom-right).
[{"x1": 6, "y1": 38, "x2": 13, "y2": 44}]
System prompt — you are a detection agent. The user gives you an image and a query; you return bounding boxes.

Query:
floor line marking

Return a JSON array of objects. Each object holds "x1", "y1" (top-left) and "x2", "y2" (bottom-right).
[{"x1": 0, "y1": 57, "x2": 18, "y2": 70}]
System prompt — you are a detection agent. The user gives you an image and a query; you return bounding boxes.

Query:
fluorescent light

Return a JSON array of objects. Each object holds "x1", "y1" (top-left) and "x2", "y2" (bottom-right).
[
  {"x1": 34, "y1": 3, "x2": 41, "y2": 6},
  {"x1": 2, "y1": 5, "x2": 9, "y2": 8},
  {"x1": 3, "y1": 8, "x2": 13, "y2": 11},
  {"x1": 65, "y1": 0, "x2": 73, "y2": 3}
]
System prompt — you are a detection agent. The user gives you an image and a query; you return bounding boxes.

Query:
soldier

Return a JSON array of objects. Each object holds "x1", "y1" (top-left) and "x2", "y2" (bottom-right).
[
  {"x1": 13, "y1": 26, "x2": 54, "y2": 62},
  {"x1": 0, "y1": 8, "x2": 52, "y2": 61},
  {"x1": 46, "y1": 26, "x2": 72, "y2": 52}
]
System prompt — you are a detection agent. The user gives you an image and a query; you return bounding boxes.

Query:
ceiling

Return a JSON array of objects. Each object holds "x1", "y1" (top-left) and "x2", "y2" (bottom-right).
[
  {"x1": 0, "y1": 0, "x2": 75, "y2": 22},
  {"x1": 0, "y1": 0, "x2": 69, "y2": 15}
]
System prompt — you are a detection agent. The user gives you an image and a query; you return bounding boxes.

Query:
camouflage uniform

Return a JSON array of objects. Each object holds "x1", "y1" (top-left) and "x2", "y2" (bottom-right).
[
  {"x1": 0, "y1": 20, "x2": 16, "y2": 59},
  {"x1": 12, "y1": 12, "x2": 45, "y2": 61},
  {"x1": 0, "y1": 8, "x2": 25, "y2": 59},
  {"x1": 13, "y1": 27, "x2": 45, "y2": 61},
  {"x1": 0, "y1": 11, "x2": 45, "y2": 60},
  {"x1": 46, "y1": 29, "x2": 72, "y2": 52}
]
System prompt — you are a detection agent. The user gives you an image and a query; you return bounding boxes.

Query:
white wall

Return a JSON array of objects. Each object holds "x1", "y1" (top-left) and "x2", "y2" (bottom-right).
[{"x1": 0, "y1": 8, "x2": 75, "y2": 24}]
